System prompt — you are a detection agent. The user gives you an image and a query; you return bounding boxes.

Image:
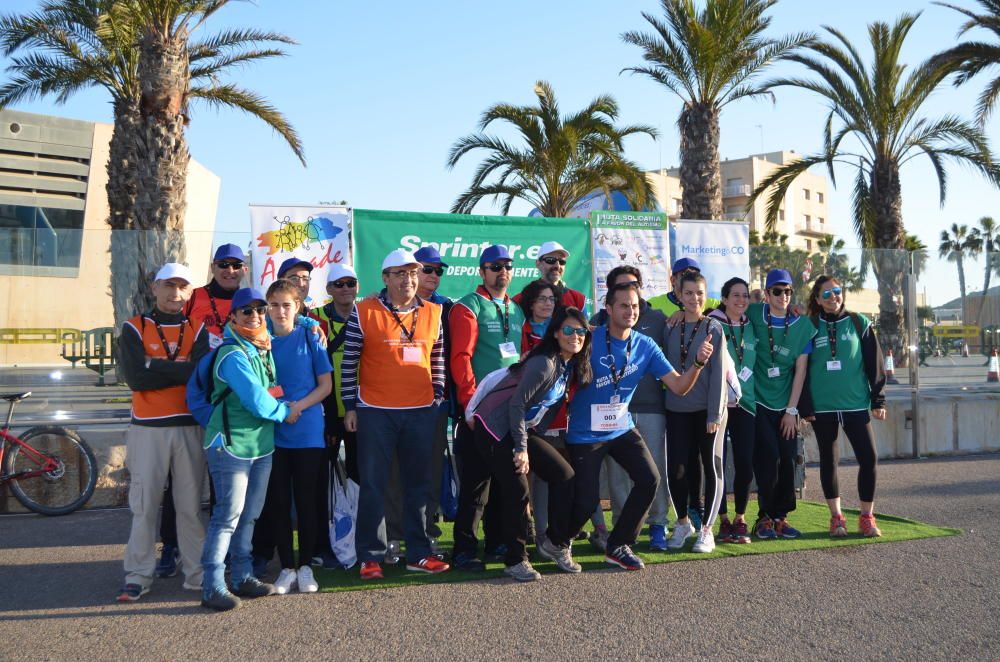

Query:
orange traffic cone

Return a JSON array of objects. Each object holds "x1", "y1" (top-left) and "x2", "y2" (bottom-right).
[
  {"x1": 885, "y1": 349, "x2": 899, "y2": 384},
  {"x1": 962, "y1": 342, "x2": 970, "y2": 358},
  {"x1": 988, "y1": 348, "x2": 999, "y2": 383}
]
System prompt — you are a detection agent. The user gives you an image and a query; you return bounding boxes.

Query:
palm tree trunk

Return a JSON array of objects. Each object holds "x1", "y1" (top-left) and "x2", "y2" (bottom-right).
[
  {"x1": 131, "y1": 30, "x2": 190, "y2": 316},
  {"x1": 870, "y1": 158, "x2": 906, "y2": 361},
  {"x1": 678, "y1": 102, "x2": 722, "y2": 220},
  {"x1": 977, "y1": 239, "x2": 993, "y2": 326},
  {"x1": 106, "y1": 100, "x2": 142, "y2": 330}
]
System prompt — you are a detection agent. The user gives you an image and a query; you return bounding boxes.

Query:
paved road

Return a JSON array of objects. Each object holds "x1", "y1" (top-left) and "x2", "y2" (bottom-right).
[{"x1": 1, "y1": 453, "x2": 997, "y2": 661}]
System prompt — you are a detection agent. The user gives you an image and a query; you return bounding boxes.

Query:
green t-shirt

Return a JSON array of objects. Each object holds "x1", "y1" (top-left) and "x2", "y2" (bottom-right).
[
  {"x1": 710, "y1": 311, "x2": 758, "y2": 414},
  {"x1": 809, "y1": 313, "x2": 872, "y2": 412},
  {"x1": 647, "y1": 291, "x2": 722, "y2": 318},
  {"x1": 455, "y1": 291, "x2": 525, "y2": 382},
  {"x1": 747, "y1": 303, "x2": 816, "y2": 411}
]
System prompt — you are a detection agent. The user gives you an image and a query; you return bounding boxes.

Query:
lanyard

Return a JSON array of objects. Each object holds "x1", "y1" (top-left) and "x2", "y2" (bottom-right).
[
  {"x1": 766, "y1": 307, "x2": 789, "y2": 362},
  {"x1": 207, "y1": 294, "x2": 224, "y2": 333},
  {"x1": 604, "y1": 326, "x2": 632, "y2": 392},
  {"x1": 678, "y1": 317, "x2": 703, "y2": 370},
  {"x1": 261, "y1": 350, "x2": 275, "y2": 384},
  {"x1": 724, "y1": 313, "x2": 746, "y2": 365},
  {"x1": 825, "y1": 314, "x2": 838, "y2": 359},
  {"x1": 492, "y1": 297, "x2": 511, "y2": 340},
  {"x1": 382, "y1": 294, "x2": 418, "y2": 343},
  {"x1": 150, "y1": 312, "x2": 186, "y2": 361}
]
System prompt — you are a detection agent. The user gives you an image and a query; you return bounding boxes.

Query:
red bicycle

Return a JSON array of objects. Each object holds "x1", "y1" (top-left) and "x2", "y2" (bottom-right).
[{"x1": 1, "y1": 392, "x2": 97, "y2": 515}]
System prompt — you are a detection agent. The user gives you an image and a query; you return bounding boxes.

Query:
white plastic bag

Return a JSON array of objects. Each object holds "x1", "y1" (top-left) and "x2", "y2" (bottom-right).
[{"x1": 329, "y1": 459, "x2": 359, "y2": 569}]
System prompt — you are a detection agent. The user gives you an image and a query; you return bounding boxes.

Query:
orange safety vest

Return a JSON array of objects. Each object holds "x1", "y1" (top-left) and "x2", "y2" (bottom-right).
[
  {"x1": 126, "y1": 314, "x2": 200, "y2": 421},
  {"x1": 185, "y1": 286, "x2": 232, "y2": 344},
  {"x1": 355, "y1": 298, "x2": 442, "y2": 409}
]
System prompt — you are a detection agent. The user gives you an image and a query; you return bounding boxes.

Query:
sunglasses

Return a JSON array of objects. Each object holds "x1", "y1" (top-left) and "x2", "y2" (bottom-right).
[
  {"x1": 561, "y1": 325, "x2": 588, "y2": 337},
  {"x1": 215, "y1": 261, "x2": 244, "y2": 270},
  {"x1": 821, "y1": 287, "x2": 843, "y2": 300},
  {"x1": 770, "y1": 287, "x2": 793, "y2": 297},
  {"x1": 541, "y1": 257, "x2": 567, "y2": 266},
  {"x1": 237, "y1": 305, "x2": 268, "y2": 316},
  {"x1": 484, "y1": 263, "x2": 513, "y2": 272},
  {"x1": 331, "y1": 279, "x2": 357, "y2": 289},
  {"x1": 421, "y1": 266, "x2": 445, "y2": 276}
]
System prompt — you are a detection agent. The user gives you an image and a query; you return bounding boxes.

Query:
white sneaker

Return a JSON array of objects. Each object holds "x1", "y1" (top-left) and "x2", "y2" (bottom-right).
[
  {"x1": 666, "y1": 521, "x2": 696, "y2": 550},
  {"x1": 273, "y1": 568, "x2": 297, "y2": 595},
  {"x1": 692, "y1": 528, "x2": 716, "y2": 553},
  {"x1": 297, "y1": 565, "x2": 318, "y2": 593}
]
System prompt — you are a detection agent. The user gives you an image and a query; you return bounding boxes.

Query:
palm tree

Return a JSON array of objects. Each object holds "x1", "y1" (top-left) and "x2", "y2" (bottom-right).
[
  {"x1": 970, "y1": 215, "x2": 1000, "y2": 322},
  {"x1": 447, "y1": 81, "x2": 656, "y2": 217},
  {"x1": 620, "y1": 0, "x2": 812, "y2": 219},
  {"x1": 905, "y1": 233, "x2": 929, "y2": 279},
  {"x1": 939, "y1": 222, "x2": 983, "y2": 323},
  {"x1": 932, "y1": 0, "x2": 1000, "y2": 125},
  {"x1": 747, "y1": 13, "x2": 1000, "y2": 355},
  {"x1": 0, "y1": 0, "x2": 305, "y2": 325}
]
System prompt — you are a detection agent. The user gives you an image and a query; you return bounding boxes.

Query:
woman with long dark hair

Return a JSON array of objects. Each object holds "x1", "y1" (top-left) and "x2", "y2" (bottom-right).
[
  {"x1": 518, "y1": 279, "x2": 560, "y2": 354},
  {"x1": 804, "y1": 276, "x2": 886, "y2": 537},
  {"x1": 466, "y1": 307, "x2": 592, "y2": 581}
]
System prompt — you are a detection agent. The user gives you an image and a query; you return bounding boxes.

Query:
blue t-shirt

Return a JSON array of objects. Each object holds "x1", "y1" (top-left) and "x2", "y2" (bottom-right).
[
  {"x1": 568, "y1": 326, "x2": 673, "y2": 444},
  {"x1": 524, "y1": 368, "x2": 568, "y2": 428},
  {"x1": 272, "y1": 326, "x2": 333, "y2": 449}
]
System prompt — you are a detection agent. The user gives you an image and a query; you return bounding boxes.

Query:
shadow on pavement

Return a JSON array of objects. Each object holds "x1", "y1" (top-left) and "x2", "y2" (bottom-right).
[{"x1": 0, "y1": 508, "x2": 130, "y2": 549}]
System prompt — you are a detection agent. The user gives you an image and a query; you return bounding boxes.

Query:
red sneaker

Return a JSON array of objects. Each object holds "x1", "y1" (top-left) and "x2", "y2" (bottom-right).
[
  {"x1": 830, "y1": 513, "x2": 848, "y2": 538},
  {"x1": 360, "y1": 560, "x2": 383, "y2": 580},
  {"x1": 406, "y1": 555, "x2": 450, "y2": 574},
  {"x1": 717, "y1": 519, "x2": 734, "y2": 543},
  {"x1": 732, "y1": 520, "x2": 751, "y2": 544},
  {"x1": 859, "y1": 513, "x2": 882, "y2": 538}
]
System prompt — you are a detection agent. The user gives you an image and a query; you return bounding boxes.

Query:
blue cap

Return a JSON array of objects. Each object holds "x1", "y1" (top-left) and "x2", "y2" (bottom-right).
[
  {"x1": 672, "y1": 257, "x2": 701, "y2": 273},
  {"x1": 414, "y1": 245, "x2": 449, "y2": 268},
  {"x1": 480, "y1": 244, "x2": 512, "y2": 266},
  {"x1": 231, "y1": 287, "x2": 266, "y2": 310},
  {"x1": 277, "y1": 256, "x2": 314, "y2": 278},
  {"x1": 766, "y1": 269, "x2": 793, "y2": 288},
  {"x1": 213, "y1": 243, "x2": 245, "y2": 263}
]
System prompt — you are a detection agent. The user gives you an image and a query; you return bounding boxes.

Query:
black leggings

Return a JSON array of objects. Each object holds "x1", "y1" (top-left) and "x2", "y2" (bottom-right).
[
  {"x1": 263, "y1": 446, "x2": 325, "y2": 569},
  {"x1": 666, "y1": 410, "x2": 726, "y2": 529},
  {"x1": 471, "y1": 426, "x2": 574, "y2": 565},
  {"x1": 452, "y1": 420, "x2": 505, "y2": 557},
  {"x1": 720, "y1": 406, "x2": 755, "y2": 516},
  {"x1": 812, "y1": 411, "x2": 878, "y2": 502}
]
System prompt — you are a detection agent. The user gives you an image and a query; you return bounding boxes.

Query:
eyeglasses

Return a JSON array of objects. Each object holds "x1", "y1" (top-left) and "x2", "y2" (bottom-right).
[
  {"x1": 770, "y1": 287, "x2": 793, "y2": 297},
  {"x1": 387, "y1": 269, "x2": 419, "y2": 279},
  {"x1": 484, "y1": 263, "x2": 513, "y2": 272},
  {"x1": 237, "y1": 305, "x2": 268, "y2": 316},
  {"x1": 561, "y1": 325, "x2": 588, "y2": 337},
  {"x1": 536, "y1": 295, "x2": 558, "y2": 304},
  {"x1": 286, "y1": 274, "x2": 311, "y2": 283},
  {"x1": 215, "y1": 261, "x2": 244, "y2": 270},
  {"x1": 421, "y1": 266, "x2": 445, "y2": 276},
  {"x1": 331, "y1": 279, "x2": 357, "y2": 289},
  {"x1": 541, "y1": 257, "x2": 567, "y2": 266},
  {"x1": 821, "y1": 287, "x2": 843, "y2": 300}
]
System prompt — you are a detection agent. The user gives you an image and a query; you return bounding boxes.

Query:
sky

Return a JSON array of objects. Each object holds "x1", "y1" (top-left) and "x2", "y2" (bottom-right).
[{"x1": 2, "y1": 0, "x2": 998, "y2": 306}]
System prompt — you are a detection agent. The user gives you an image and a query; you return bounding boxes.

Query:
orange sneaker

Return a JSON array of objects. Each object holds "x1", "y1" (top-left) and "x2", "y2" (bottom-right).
[
  {"x1": 859, "y1": 513, "x2": 882, "y2": 538},
  {"x1": 406, "y1": 555, "x2": 450, "y2": 574},
  {"x1": 360, "y1": 560, "x2": 383, "y2": 580},
  {"x1": 829, "y1": 513, "x2": 848, "y2": 538}
]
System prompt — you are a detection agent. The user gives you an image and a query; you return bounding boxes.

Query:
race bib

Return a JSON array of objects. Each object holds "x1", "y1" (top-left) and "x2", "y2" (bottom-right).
[
  {"x1": 826, "y1": 360, "x2": 842, "y2": 371},
  {"x1": 402, "y1": 345, "x2": 422, "y2": 364},
  {"x1": 767, "y1": 367, "x2": 780, "y2": 378},
  {"x1": 738, "y1": 366, "x2": 752, "y2": 382},
  {"x1": 591, "y1": 402, "x2": 629, "y2": 432},
  {"x1": 499, "y1": 342, "x2": 518, "y2": 359}
]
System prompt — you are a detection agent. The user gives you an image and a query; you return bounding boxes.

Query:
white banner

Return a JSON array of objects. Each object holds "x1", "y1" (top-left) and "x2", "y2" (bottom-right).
[
  {"x1": 249, "y1": 205, "x2": 352, "y2": 305},
  {"x1": 590, "y1": 210, "x2": 670, "y2": 303},
  {"x1": 672, "y1": 220, "x2": 750, "y2": 298}
]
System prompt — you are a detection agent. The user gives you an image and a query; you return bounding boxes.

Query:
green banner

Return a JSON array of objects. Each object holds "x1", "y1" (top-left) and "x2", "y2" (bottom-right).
[{"x1": 353, "y1": 209, "x2": 594, "y2": 304}]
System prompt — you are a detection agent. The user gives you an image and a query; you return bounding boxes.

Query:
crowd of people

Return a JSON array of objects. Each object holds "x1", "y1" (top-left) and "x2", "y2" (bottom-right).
[{"x1": 114, "y1": 239, "x2": 887, "y2": 610}]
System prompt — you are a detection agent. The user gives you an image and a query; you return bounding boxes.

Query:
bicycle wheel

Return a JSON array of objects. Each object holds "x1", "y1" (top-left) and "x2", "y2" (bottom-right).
[{"x1": 5, "y1": 426, "x2": 98, "y2": 516}]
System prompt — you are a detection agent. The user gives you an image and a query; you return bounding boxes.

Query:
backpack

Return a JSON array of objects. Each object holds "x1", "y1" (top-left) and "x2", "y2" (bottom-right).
[
  {"x1": 464, "y1": 366, "x2": 512, "y2": 424},
  {"x1": 186, "y1": 339, "x2": 240, "y2": 432}
]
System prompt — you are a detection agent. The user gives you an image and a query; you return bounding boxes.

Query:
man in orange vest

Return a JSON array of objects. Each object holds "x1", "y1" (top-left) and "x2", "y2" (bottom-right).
[
  {"x1": 116, "y1": 263, "x2": 210, "y2": 602},
  {"x1": 341, "y1": 249, "x2": 450, "y2": 580},
  {"x1": 184, "y1": 244, "x2": 247, "y2": 349}
]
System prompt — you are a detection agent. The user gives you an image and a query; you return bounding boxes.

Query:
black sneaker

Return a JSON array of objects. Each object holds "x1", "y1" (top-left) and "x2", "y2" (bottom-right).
[
  {"x1": 451, "y1": 552, "x2": 486, "y2": 572},
  {"x1": 116, "y1": 583, "x2": 149, "y2": 602},
  {"x1": 201, "y1": 589, "x2": 241, "y2": 612},
  {"x1": 155, "y1": 544, "x2": 179, "y2": 578},
  {"x1": 484, "y1": 544, "x2": 508, "y2": 563},
  {"x1": 605, "y1": 544, "x2": 645, "y2": 571},
  {"x1": 233, "y1": 577, "x2": 276, "y2": 598}
]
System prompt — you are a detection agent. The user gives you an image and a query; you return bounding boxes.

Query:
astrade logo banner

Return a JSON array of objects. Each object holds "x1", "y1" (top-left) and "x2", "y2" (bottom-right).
[{"x1": 352, "y1": 210, "x2": 594, "y2": 304}]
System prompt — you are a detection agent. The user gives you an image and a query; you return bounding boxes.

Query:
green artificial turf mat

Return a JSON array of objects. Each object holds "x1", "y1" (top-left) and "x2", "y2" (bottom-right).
[{"x1": 309, "y1": 500, "x2": 960, "y2": 593}]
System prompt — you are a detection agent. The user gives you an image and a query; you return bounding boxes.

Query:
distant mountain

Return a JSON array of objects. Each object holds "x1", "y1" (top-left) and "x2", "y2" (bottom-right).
[{"x1": 935, "y1": 285, "x2": 1000, "y2": 310}]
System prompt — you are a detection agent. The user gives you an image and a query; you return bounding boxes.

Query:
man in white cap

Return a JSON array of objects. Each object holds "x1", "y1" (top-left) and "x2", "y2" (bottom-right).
[
  {"x1": 116, "y1": 263, "x2": 210, "y2": 602},
  {"x1": 340, "y1": 249, "x2": 450, "y2": 580},
  {"x1": 515, "y1": 240, "x2": 588, "y2": 314}
]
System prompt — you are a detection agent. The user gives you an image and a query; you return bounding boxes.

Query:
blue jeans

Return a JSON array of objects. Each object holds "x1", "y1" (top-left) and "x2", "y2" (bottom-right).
[{"x1": 201, "y1": 447, "x2": 273, "y2": 598}]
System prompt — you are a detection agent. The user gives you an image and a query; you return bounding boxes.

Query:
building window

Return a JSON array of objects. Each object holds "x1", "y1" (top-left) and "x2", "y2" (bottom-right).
[
  {"x1": 817, "y1": 192, "x2": 824, "y2": 203},
  {"x1": 778, "y1": 209, "x2": 785, "y2": 221},
  {"x1": 806, "y1": 239, "x2": 813, "y2": 251},
  {"x1": 0, "y1": 204, "x2": 84, "y2": 275},
  {"x1": 818, "y1": 217, "x2": 824, "y2": 225},
  {"x1": 803, "y1": 189, "x2": 811, "y2": 200},
  {"x1": 804, "y1": 214, "x2": 811, "y2": 224}
]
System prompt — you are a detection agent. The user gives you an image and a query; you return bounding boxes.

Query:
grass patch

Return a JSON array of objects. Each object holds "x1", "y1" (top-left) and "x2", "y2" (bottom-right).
[{"x1": 311, "y1": 500, "x2": 959, "y2": 593}]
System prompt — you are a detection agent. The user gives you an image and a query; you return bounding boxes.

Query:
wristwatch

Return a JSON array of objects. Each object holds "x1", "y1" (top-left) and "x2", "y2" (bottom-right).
[{"x1": 785, "y1": 406, "x2": 799, "y2": 416}]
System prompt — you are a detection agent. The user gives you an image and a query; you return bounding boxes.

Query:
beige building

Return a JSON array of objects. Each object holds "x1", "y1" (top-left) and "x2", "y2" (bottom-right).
[
  {"x1": 0, "y1": 109, "x2": 220, "y2": 365},
  {"x1": 647, "y1": 150, "x2": 831, "y2": 252}
]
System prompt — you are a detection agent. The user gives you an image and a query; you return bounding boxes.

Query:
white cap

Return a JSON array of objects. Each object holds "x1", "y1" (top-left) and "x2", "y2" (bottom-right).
[
  {"x1": 537, "y1": 241, "x2": 570, "y2": 259},
  {"x1": 327, "y1": 263, "x2": 358, "y2": 283},
  {"x1": 154, "y1": 262, "x2": 194, "y2": 284},
  {"x1": 381, "y1": 249, "x2": 419, "y2": 272}
]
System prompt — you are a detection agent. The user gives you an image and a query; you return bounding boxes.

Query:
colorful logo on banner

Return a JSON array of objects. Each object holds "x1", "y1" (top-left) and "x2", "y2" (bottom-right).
[
  {"x1": 590, "y1": 210, "x2": 670, "y2": 303},
  {"x1": 249, "y1": 205, "x2": 352, "y2": 305},
  {"x1": 351, "y1": 210, "x2": 594, "y2": 306},
  {"x1": 672, "y1": 219, "x2": 750, "y2": 298}
]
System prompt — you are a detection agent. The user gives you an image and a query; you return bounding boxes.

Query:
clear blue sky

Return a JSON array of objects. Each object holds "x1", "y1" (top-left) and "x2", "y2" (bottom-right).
[{"x1": 2, "y1": 0, "x2": 998, "y2": 306}]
